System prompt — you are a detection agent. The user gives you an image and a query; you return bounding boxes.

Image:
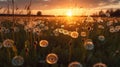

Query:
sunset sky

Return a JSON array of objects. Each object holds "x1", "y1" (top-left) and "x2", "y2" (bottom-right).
[{"x1": 0, "y1": 0, "x2": 120, "y2": 15}]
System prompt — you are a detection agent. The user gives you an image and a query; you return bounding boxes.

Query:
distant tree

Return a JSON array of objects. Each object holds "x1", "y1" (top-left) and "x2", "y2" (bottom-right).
[
  {"x1": 106, "y1": 9, "x2": 114, "y2": 17},
  {"x1": 106, "y1": 9, "x2": 120, "y2": 17},
  {"x1": 37, "y1": 11, "x2": 42, "y2": 16},
  {"x1": 112, "y1": 9, "x2": 120, "y2": 17},
  {"x1": 27, "y1": 11, "x2": 31, "y2": 15},
  {"x1": 99, "y1": 10, "x2": 106, "y2": 17}
]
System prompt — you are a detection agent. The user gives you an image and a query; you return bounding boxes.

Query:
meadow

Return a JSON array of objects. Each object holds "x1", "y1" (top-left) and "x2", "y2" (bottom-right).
[{"x1": 0, "y1": 16, "x2": 120, "y2": 67}]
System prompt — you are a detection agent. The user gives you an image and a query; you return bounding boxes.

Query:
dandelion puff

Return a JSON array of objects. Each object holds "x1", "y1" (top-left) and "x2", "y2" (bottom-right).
[
  {"x1": 68, "y1": 61, "x2": 83, "y2": 67},
  {"x1": 80, "y1": 31, "x2": 87, "y2": 37},
  {"x1": 46, "y1": 53, "x2": 58, "y2": 64},
  {"x1": 93, "y1": 62, "x2": 107, "y2": 67},
  {"x1": 70, "y1": 31, "x2": 79, "y2": 38},
  {"x1": 98, "y1": 25, "x2": 104, "y2": 29},
  {"x1": 115, "y1": 26, "x2": 120, "y2": 32},
  {"x1": 63, "y1": 30, "x2": 69, "y2": 35},
  {"x1": 109, "y1": 26, "x2": 116, "y2": 33},
  {"x1": 98, "y1": 35, "x2": 105, "y2": 41},
  {"x1": 39, "y1": 40, "x2": 48, "y2": 47},
  {"x1": 84, "y1": 39, "x2": 94, "y2": 50},
  {"x1": 12, "y1": 56, "x2": 24, "y2": 66},
  {"x1": 3, "y1": 39, "x2": 14, "y2": 48}
]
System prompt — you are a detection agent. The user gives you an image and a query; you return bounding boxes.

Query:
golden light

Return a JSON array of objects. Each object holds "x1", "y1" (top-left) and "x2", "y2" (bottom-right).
[{"x1": 66, "y1": 9, "x2": 73, "y2": 17}]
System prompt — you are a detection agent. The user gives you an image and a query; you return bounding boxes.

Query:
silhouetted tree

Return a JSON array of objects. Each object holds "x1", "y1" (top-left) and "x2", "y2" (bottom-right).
[
  {"x1": 27, "y1": 11, "x2": 31, "y2": 15},
  {"x1": 99, "y1": 10, "x2": 106, "y2": 17},
  {"x1": 37, "y1": 11, "x2": 42, "y2": 16},
  {"x1": 112, "y1": 9, "x2": 120, "y2": 17}
]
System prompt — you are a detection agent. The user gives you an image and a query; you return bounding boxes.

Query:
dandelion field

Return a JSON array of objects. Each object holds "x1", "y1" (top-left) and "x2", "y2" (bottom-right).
[{"x1": 0, "y1": 16, "x2": 120, "y2": 67}]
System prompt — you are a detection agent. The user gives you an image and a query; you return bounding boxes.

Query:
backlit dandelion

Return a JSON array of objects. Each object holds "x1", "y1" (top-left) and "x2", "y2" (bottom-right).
[
  {"x1": 3, "y1": 39, "x2": 14, "y2": 48},
  {"x1": 39, "y1": 40, "x2": 49, "y2": 47},
  {"x1": 46, "y1": 53, "x2": 58, "y2": 64},
  {"x1": 70, "y1": 31, "x2": 79, "y2": 38},
  {"x1": 68, "y1": 61, "x2": 83, "y2": 67},
  {"x1": 93, "y1": 62, "x2": 107, "y2": 67},
  {"x1": 12, "y1": 56, "x2": 24, "y2": 66},
  {"x1": 80, "y1": 31, "x2": 87, "y2": 37},
  {"x1": 98, "y1": 35, "x2": 105, "y2": 41},
  {"x1": 84, "y1": 39, "x2": 94, "y2": 50},
  {"x1": 109, "y1": 26, "x2": 116, "y2": 33}
]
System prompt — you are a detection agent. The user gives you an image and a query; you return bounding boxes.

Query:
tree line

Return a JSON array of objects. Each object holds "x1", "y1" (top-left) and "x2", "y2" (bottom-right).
[{"x1": 92, "y1": 9, "x2": 120, "y2": 17}]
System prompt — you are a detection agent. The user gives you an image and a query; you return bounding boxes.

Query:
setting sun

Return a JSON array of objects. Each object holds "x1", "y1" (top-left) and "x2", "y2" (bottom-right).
[{"x1": 66, "y1": 9, "x2": 73, "y2": 17}]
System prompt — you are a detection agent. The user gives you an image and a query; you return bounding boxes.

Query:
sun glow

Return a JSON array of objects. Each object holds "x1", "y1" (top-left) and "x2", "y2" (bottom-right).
[{"x1": 66, "y1": 9, "x2": 73, "y2": 17}]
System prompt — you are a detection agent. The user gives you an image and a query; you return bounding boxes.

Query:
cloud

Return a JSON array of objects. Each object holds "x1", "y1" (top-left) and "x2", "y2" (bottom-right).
[{"x1": 0, "y1": 0, "x2": 120, "y2": 10}]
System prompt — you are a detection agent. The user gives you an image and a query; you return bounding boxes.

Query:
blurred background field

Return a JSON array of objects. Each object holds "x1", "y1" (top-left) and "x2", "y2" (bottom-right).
[{"x1": 0, "y1": 16, "x2": 120, "y2": 67}]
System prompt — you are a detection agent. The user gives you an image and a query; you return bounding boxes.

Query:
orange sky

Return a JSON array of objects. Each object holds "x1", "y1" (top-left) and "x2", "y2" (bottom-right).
[{"x1": 0, "y1": 0, "x2": 120, "y2": 15}]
